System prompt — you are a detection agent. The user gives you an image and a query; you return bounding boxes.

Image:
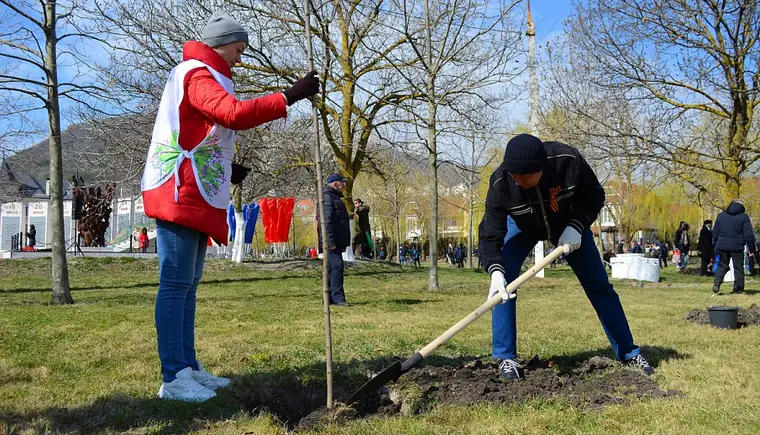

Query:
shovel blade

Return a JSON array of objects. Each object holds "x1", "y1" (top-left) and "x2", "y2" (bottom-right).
[{"x1": 346, "y1": 361, "x2": 402, "y2": 405}]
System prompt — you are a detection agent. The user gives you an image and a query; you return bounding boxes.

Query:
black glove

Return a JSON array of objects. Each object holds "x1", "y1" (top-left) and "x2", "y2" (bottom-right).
[
  {"x1": 283, "y1": 71, "x2": 319, "y2": 105},
  {"x1": 231, "y1": 164, "x2": 251, "y2": 185}
]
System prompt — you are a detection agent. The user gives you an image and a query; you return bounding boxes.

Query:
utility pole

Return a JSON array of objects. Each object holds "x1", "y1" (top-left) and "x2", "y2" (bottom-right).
[{"x1": 526, "y1": 0, "x2": 545, "y2": 277}]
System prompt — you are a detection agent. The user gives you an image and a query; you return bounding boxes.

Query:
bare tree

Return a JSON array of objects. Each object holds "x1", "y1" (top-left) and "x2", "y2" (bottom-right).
[
  {"x1": 444, "y1": 128, "x2": 498, "y2": 269},
  {"x1": 354, "y1": 141, "x2": 417, "y2": 264},
  {"x1": 378, "y1": 0, "x2": 522, "y2": 289},
  {"x1": 0, "y1": 0, "x2": 110, "y2": 304},
  {"x1": 86, "y1": 0, "x2": 427, "y2": 213},
  {"x1": 561, "y1": 0, "x2": 760, "y2": 204}
]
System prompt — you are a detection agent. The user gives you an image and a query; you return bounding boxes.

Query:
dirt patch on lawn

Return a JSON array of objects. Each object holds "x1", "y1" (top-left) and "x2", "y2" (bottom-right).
[
  {"x1": 685, "y1": 304, "x2": 760, "y2": 327},
  {"x1": 296, "y1": 356, "x2": 682, "y2": 431}
]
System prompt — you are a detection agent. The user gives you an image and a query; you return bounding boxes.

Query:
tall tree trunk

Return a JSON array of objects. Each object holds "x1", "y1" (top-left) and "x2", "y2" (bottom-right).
[
  {"x1": 45, "y1": 1, "x2": 73, "y2": 305},
  {"x1": 467, "y1": 135, "x2": 475, "y2": 269},
  {"x1": 428, "y1": 118, "x2": 439, "y2": 289},
  {"x1": 370, "y1": 208, "x2": 377, "y2": 259},
  {"x1": 467, "y1": 187, "x2": 474, "y2": 269},
  {"x1": 425, "y1": 0, "x2": 439, "y2": 290},
  {"x1": 468, "y1": 174, "x2": 474, "y2": 269},
  {"x1": 394, "y1": 190, "x2": 401, "y2": 264}
]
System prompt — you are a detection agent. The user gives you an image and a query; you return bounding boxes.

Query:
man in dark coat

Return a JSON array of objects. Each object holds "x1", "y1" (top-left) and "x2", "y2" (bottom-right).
[
  {"x1": 454, "y1": 243, "x2": 465, "y2": 268},
  {"x1": 697, "y1": 220, "x2": 714, "y2": 276},
  {"x1": 353, "y1": 198, "x2": 372, "y2": 259},
  {"x1": 712, "y1": 200, "x2": 756, "y2": 294},
  {"x1": 479, "y1": 134, "x2": 652, "y2": 379},
  {"x1": 26, "y1": 224, "x2": 37, "y2": 248},
  {"x1": 317, "y1": 173, "x2": 352, "y2": 306}
]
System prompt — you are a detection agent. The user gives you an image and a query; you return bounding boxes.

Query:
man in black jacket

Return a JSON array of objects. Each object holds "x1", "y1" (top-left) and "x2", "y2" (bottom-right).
[
  {"x1": 317, "y1": 173, "x2": 352, "y2": 306},
  {"x1": 712, "y1": 200, "x2": 755, "y2": 294},
  {"x1": 353, "y1": 198, "x2": 372, "y2": 259},
  {"x1": 697, "y1": 220, "x2": 713, "y2": 276},
  {"x1": 479, "y1": 134, "x2": 652, "y2": 379}
]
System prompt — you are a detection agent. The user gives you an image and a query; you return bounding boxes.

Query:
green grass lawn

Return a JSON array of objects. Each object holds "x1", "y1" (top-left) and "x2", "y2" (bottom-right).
[{"x1": 1, "y1": 257, "x2": 759, "y2": 434}]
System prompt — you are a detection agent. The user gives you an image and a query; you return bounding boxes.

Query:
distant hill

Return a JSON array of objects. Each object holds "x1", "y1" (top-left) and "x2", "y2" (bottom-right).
[
  {"x1": 8, "y1": 123, "x2": 103, "y2": 182},
  {"x1": 5, "y1": 115, "x2": 153, "y2": 195}
]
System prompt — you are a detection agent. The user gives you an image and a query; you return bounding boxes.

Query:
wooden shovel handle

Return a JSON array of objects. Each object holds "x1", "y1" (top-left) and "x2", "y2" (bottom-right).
[{"x1": 417, "y1": 246, "x2": 566, "y2": 358}]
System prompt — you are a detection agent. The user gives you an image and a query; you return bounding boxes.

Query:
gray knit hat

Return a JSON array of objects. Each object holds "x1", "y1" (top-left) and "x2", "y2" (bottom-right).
[{"x1": 202, "y1": 13, "x2": 249, "y2": 48}]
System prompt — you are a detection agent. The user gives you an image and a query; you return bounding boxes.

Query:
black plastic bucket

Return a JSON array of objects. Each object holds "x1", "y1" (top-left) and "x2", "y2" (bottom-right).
[{"x1": 707, "y1": 306, "x2": 740, "y2": 329}]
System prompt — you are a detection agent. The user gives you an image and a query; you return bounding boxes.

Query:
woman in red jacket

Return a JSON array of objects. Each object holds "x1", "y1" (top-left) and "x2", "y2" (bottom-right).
[{"x1": 141, "y1": 13, "x2": 319, "y2": 402}]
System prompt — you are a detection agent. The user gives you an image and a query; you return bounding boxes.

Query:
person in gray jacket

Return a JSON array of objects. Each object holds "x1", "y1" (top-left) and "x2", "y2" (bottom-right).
[{"x1": 712, "y1": 199, "x2": 755, "y2": 294}]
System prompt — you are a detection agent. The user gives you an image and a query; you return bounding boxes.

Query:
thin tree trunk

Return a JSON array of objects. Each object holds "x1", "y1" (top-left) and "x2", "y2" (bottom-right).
[
  {"x1": 425, "y1": 0, "x2": 439, "y2": 290},
  {"x1": 304, "y1": 0, "x2": 333, "y2": 409},
  {"x1": 468, "y1": 178, "x2": 474, "y2": 269},
  {"x1": 45, "y1": 0, "x2": 73, "y2": 305},
  {"x1": 395, "y1": 212, "x2": 401, "y2": 263},
  {"x1": 393, "y1": 176, "x2": 401, "y2": 264},
  {"x1": 291, "y1": 211, "x2": 296, "y2": 256},
  {"x1": 370, "y1": 208, "x2": 377, "y2": 259},
  {"x1": 467, "y1": 134, "x2": 475, "y2": 269}
]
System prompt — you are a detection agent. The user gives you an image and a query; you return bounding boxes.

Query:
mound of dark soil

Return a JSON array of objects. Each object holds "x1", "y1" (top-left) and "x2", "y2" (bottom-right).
[
  {"x1": 296, "y1": 356, "x2": 682, "y2": 431},
  {"x1": 685, "y1": 304, "x2": 760, "y2": 327},
  {"x1": 390, "y1": 356, "x2": 681, "y2": 412}
]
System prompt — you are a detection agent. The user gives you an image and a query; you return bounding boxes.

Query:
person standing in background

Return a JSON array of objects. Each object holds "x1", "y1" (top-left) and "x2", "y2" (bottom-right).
[
  {"x1": 26, "y1": 225, "x2": 37, "y2": 249},
  {"x1": 675, "y1": 222, "x2": 691, "y2": 273},
  {"x1": 317, "y1": 173, "x2": 352, "y2": 306},
  {"x1": 353, "y1": 198, "x2": 372, "y2": 259},
  {"x1": 697, "y1": 220, "x2": 714, "y2": 276},
  {"x1": 712, "y1": 200, "x2": 755, "y2": 294}
]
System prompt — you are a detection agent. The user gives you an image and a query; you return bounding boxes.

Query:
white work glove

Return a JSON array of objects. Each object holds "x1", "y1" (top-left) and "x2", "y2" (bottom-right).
[
  {"x1": 488, "y1": 270, "x2": 514, "y2": 303},
  {"x1": 558, "y1": 226, "x2": 582, "y2": 254}
]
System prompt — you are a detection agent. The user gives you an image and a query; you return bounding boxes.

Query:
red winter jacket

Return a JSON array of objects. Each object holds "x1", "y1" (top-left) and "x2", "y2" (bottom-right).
[{"x1": 143, "y1": 41, "x2": 287, "y2": 243}]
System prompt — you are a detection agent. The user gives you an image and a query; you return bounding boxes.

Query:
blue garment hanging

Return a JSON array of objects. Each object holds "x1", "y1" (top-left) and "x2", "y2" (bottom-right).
[
  {"x1": 244, "y1": 203, "x2": 260, "y2": 244},
  {"x1": 227, "y1": 204, "x2": 236, "y2": 241}
]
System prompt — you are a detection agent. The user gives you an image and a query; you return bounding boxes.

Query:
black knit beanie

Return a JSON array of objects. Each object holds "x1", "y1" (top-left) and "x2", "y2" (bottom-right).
[{"x1": 503, "y1": 133, "x2": 547, "y2": 174}]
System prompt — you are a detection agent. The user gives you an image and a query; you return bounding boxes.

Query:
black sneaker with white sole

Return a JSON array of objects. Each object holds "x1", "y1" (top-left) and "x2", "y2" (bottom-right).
[
  {"x1": 625, "y1": 354, "x2": 654, "y2": 376},
  {"x1": 498, "y1": 358, "x2": 522, "y2": 380}
]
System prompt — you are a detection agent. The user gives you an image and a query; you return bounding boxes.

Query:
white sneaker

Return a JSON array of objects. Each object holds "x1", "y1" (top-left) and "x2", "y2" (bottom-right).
[
  {"x1": 192, "y1": 361, "x2": 232, "y2": 390},
  {"x1": 157, "y1": 367, "x2": 217, "y2": 402}
]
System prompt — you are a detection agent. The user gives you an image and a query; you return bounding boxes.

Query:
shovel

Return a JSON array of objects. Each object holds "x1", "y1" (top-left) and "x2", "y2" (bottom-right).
[{"x1": 346, "y1": 246, "x2": 567, "y2": 404}]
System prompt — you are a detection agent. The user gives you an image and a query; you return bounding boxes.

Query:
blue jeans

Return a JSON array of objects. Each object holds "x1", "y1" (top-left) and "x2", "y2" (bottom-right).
[
  {"x1": 492, "y1": 217, "x2": 640, "y2": 361},
  {"x1": 328, "y1": 249, "x2": 347, "y2": 304},
  {"x1": 155, "y1": 219, "x2": 207, "y2": 383}
]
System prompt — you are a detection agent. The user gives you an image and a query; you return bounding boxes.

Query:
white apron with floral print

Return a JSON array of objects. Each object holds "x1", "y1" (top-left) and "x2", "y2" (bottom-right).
[{"x1": 141, "y1": 59, "x2": 234, "y2": 210}]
